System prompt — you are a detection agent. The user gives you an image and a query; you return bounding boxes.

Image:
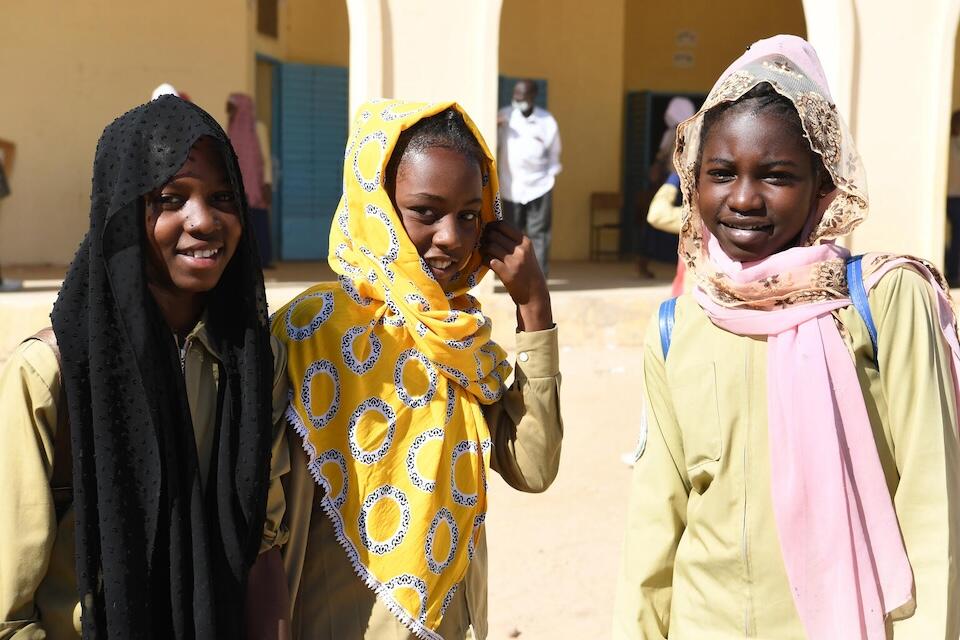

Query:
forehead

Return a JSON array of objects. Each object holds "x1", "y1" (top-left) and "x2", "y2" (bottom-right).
[
  {"x1": 179, "y1": 137, "x2": 228, "y2": 174},
  {"x1": 703, "y1": 105, "x2": 813, "y2": 160},
  {"x1": 396, "y1": 146, "x2": 482, "y2": 189}
]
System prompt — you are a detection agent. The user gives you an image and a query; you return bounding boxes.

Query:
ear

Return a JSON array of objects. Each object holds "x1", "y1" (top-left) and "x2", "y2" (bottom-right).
[{"x1": 816, "y1": 166, "x2": 836, "y2": 199}]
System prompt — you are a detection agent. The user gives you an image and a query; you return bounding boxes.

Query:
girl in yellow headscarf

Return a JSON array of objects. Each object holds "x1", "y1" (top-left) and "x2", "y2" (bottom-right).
[{"x1": 272, "y1": 101, "x2": 563, "y2": 640}]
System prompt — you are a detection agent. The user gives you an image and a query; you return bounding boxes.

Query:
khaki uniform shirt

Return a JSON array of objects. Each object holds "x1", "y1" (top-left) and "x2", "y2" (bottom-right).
[
  {"x1": 282, "y1": 326, "x2": 563, "y2": 640},
  {"x1": 0, "y1": 323, "x2": 291, "y2": 640},
  {"x1": 614, "y1": 267, "x2": 960, "y2": 639}
]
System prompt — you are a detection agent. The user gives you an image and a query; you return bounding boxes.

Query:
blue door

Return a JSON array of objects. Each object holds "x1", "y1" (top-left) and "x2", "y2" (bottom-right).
[{"x1": 276, "y1": 63, "x2": 348, "y2": 260}]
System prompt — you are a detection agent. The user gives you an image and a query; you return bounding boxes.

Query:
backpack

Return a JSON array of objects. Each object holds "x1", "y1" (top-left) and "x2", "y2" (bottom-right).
[{"x1": 658, "y1": 255, "x2": 879, "y2": 359}]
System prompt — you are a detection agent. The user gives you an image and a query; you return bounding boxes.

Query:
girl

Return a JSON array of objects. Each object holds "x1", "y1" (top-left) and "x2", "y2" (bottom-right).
[
  {"x1": 273, "y1": 101, "x2": 562, "y2": 640},
  {"x1": 614, "y1": 36, "x2": 960, "y2": 638},
  {"x1": 0, "y1": 96, "x2": 290, "y2": 639}
]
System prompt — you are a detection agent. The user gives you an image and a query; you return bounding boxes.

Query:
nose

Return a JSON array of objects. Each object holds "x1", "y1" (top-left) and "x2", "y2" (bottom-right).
[
  {"x1": 432, "y1": 214, "x2": 464, "y2": 253},
  {"x1": 728, "y1": 177, "x2": 763, "y2": 214},
  {"x1": 184, "y1": 197, "x2": 220, "y2": 236}
]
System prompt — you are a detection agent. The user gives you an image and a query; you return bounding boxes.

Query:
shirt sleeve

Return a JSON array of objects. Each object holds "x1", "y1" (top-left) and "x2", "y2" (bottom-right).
[
  {"x1": 483, "y1": 326, "x2": 562, "y2": 493},
  {"x1": 0, "y1": 341, "x2": 61, "y2": 639},
  {"x1": 261, "y1": 335, "x2": 291, "y2": 553},
  {"x1": 612, "y1": 314, "x2": 688, "y2": 640},
  {"x1": 547, "y1": 120, "x2": 562, "y2": 178},
  {"x1": 869, "y1": 267, "x2": 960, "y2": 638},
  {"x1": 645, "y1": 183, "x2": 683, "y2": 235}
]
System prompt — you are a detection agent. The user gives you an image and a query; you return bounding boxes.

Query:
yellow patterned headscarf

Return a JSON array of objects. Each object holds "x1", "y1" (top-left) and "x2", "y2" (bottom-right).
[{"x1": 272, "y1": 100, "x2": 511, "y2": 639}]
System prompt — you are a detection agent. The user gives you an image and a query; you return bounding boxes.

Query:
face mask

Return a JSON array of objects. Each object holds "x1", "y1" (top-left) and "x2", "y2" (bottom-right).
[{"x1": 512, "y1": 100, "x2": 532, "y2": 114}]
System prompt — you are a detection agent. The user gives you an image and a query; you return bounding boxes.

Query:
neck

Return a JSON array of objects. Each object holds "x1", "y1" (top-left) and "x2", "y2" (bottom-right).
[
  {"x1": 148, "y1": 282, "x2": 205, "y2": 336},
  {"x1": 522, "y1": 107, "x2": 534, "y2": 118}
]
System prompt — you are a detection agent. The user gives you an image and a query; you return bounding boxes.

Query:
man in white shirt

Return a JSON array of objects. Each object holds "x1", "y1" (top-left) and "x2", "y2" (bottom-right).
[{"x1": 497, "y1": 80, "x2": 562, "y2": 275}]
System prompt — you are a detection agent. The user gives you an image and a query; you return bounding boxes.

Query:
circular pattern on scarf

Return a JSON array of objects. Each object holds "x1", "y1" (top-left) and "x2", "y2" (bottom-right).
[
  {"x1": 358, "y1": 485, "x2": 411, "y2": 555},
  {"x1": 316, "y1": 449, "x2": 349, "y2": 509},
  {"x1": 418, "y1": 257, "x2": 439, "y2": 282},
  {"x1": 450, "y1": 440, "x2": 482, "y2": 507},
  {"x1": 347, "y1": 397, "x2": 397, "y2": 464},
  {"x1": 404, "y1": 292, "x2": 431, "y2": 312},
  {"x1": 341, "y1": 325, "x2": 382, "y2": 376},
  {"x1": 445, "y1": 337, "x2": 475, "y2": 350},
  {"x1": 285, "y1": 291, "x2": 335, "y2": 341},
  {"x1": 436, "y1": 361, "x2": 470, "y2": 389},
  {"x1": 359, "y1": 204, "x2": 400, "y2": 281},
  {"x1": 338, "y1": 275, "x2": 372, "y2": 306},
  {"x1": 301, "y1": 360, "x2": 341, "y2": 430},
  {"x1": 381, "y1": 102, "x2": 427, "y2": 122},
  {"x1": 406, "y1": 427, "x2": 444, "y2": 493},
  {"x1": 335, "y1": 244, "x2": 363, "y2": 277},
  {"x1": 336, "y1": 199, "x2": 351, "y2": 238},
  {"x1": 425, "y1": 508, "x2": 459, "y2": 575},
  {"x1": 384, "y1": 573, "x2": 428, "y2": 624},
  {"x1": 380, "y1": 296, "x2": 405, "y2": 328},
  {"x1": 353, "y1": 131, "x2": 388, "y2": 193},
  {"x1": 440, "y1": 584, "x2": 459, "y2": 617},
  {"x1": 494, "y1": 193, "x2": 503, "y2": 221},
  {"x1": 444, "y1": 381, "x2": 457, "y2": 425},
  {"x1": 394, "y1": 349, "x2": 438, "y2": 409},
  {"x1": 474, "y1": 347, "x2": 503, "y2": 401},
  {"x1": 467, "y1": 513, "x2": 486, "y2": 561}
]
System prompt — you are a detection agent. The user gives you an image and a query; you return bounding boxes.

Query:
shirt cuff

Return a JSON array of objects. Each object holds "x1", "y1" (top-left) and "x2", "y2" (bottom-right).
[{"x1": 514, "y1": 325, "x2": 559, "y2": 378}]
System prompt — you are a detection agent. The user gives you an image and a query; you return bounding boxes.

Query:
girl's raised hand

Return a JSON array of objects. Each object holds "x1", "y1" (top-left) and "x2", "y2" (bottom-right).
[{"x1": 480, "y1": 221, "x2": 553, "y2": 332}]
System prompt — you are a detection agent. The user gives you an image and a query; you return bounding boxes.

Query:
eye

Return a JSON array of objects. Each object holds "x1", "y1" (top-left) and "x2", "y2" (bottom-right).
[
  {"x1": 408, "y1": 207, "x2": 437, "y2": 221},
  {"x1": 764, "y1": 172, "x2": 797, "y2": 185},
  {"x1": 459, "y1": 211, "x2": 479, "y2": 222},
  {"x1": 211, "y1": 191, "x2": 239, "y2": 212},
  {"x1": 156, "y1": 192, "x2": 185, "y2": 209},
  {"x1": 706, "y1": 168, "x2": 734, "y2": 182}
]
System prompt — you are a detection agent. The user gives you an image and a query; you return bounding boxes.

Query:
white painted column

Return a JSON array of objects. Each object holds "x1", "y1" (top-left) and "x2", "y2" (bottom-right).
[
  {"x1": 846, "y1": 0, "x2": 959, "y2": 265},
  {"x1": 802, "y1": 0, "x2": 858, "y2": 123},
  {"x1": 345, "y1": 0, "x2": 503, "y2": 147}
]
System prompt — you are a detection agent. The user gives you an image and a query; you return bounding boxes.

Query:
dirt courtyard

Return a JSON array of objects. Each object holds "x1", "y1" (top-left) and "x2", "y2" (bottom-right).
[{"x1": 483, "y1": 342, "x2": 644, "y2": 640}]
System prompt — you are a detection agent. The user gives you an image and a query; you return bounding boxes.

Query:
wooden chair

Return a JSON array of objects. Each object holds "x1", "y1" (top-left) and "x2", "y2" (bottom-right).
[{"x1": 589, "y1": 191, "x2": 623, "y2": 260}]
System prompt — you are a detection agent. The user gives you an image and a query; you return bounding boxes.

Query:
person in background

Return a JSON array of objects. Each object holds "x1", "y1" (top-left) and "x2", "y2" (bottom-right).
[
  {"x1": 0, "y1": 136, "x2": 19, "y2": 292},
  {"x1": 227, "y1": 93, "x2": 273, "y2": 268},
  {"x1": 497, "y1": 79, "x2": 561, "y2": 276},
  {"x1": 946, "y1": 110, "x2": 960, "y2": 286}
]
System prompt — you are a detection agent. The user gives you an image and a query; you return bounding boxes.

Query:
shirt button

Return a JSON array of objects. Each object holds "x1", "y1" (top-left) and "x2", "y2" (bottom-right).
[{"x1": 518, "y1": 352, "x2": 529, "y2": 362}]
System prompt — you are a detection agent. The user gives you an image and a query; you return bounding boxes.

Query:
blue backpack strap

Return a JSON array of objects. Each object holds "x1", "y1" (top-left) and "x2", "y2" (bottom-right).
[
  {"x1": 658, "y1": 297, "x2": 678, "y2": 358},
  {"x1": 846, "y1": 255, "x2": 879, "y2": 356}
]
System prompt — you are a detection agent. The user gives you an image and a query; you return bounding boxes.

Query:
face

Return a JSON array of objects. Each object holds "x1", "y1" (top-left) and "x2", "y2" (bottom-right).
[
  {"x1": 144, "y1": 136, "x2": 242, "y2": 300},
  {"x1": 390, "y1": 146, "x2": 483, "y2": 290},
  {"x1": 697, "y1": 107, "x2": 824, "y2": 262},
  {"x1": 512, "y1": 82, "x2": 536, "y2": 114}
]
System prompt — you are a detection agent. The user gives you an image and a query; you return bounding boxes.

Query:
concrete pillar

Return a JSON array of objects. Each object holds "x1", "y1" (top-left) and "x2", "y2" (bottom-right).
[
  {"x1": 819, "y1": 0, "x2": 960, "y2": 266},
  {"x1": 345, "y1": 0, "x2": 503, "y2": 147},
  {"x1": 802, "y1": 0, "x2": 858, "y2": 123}
]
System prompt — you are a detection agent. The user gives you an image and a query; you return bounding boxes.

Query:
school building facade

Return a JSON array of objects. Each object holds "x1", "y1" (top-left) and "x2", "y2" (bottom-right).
[{"x1": 1, "y1": 0, "x2": 958, "y2": 269}]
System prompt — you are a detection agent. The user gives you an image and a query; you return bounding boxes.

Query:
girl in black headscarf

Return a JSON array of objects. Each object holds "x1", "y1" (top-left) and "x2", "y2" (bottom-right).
[{"x1": 0, "y1": 95, "x2": 290, "y2": 639}]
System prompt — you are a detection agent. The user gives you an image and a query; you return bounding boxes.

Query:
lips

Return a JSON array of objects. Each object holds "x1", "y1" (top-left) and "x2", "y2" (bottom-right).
[
  {"x1": 718, "y1": 219, "x2": 773, "y2": 233},
  {"x1": 177, "y1": 245, "x2": 223, "y2": 267},
  {"x1": 424, "y1": 255, "x2": 460, "y2": 280}
]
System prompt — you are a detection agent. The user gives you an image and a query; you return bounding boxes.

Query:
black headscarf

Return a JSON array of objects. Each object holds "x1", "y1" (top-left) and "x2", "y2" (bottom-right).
[{"x1": 51, "y1": 95, "x2": 274, "y2": 639}]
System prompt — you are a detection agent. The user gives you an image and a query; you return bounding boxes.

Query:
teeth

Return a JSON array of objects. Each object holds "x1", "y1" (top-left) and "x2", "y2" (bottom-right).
[
  {"x1": 428, "y1": 259, "x2": 453, "y2": 269},
  {"x1": 185, "y1": 248, "x2": 218, "y2": 258}
]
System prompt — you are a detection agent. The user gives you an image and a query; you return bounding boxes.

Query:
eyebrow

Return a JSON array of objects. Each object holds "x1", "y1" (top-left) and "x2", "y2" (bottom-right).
[
  {"x1": 410, "y1": 192, "x2": 483, "y2": 206},
  {"x1": 703, "y1": 157, "x2": 801, "y2": 168}
]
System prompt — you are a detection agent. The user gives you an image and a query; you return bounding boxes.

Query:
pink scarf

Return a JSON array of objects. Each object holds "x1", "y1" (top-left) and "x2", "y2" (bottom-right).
[
  {"x1": 227, "y1": 93, "x2": 266, "y2": 209},
  {"x1": 694, "y1": 236, "x2": 960, "y2": 637}
]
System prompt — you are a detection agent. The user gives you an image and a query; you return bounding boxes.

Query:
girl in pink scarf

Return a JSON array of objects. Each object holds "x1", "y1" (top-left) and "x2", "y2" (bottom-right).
[{"x1": 615, "y1": 35, "x2": 960, "y2": 639}]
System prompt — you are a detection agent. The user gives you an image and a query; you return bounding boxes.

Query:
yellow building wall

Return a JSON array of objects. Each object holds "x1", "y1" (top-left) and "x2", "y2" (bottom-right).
[
  {"x1": 286, "y1": 0, "x2": 350, "y2": 66},
  {"x1": 0, "y1": 1, "x2": 251, "y2": 266},
  {"x1": 623, "y1": 1, "x2": 807, "y2": 94},
  {"x1": 500, "y1": 0, "x2": 626, "y2": 262}
]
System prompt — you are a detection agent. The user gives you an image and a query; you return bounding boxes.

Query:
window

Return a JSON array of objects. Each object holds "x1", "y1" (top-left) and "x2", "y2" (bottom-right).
[{"x1": 257, "y1": 0, "x2": 279, "y2": 38}]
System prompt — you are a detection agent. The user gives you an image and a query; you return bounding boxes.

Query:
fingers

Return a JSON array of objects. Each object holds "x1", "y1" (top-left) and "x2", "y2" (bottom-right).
[{"x1": 485, "y1": 220, "x2": 524, "y2": 244}]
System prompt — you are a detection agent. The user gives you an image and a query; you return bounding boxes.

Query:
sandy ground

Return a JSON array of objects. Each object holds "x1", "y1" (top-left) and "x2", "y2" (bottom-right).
[{"x1": 483, "y1": 343, "x2": 642, "y2": 640}]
